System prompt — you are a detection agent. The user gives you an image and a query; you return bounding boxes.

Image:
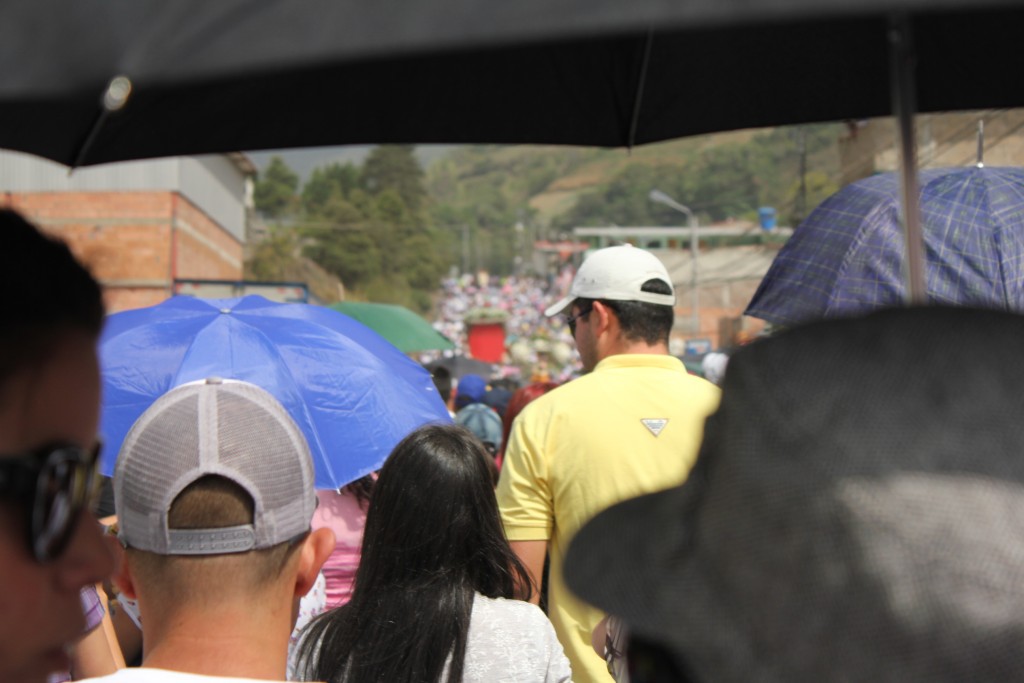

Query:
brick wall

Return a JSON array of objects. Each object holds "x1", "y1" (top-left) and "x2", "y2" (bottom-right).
[
  {"x1": 3, "y1": 191, "x2": 242, "y2": 313},
  {"x1": 173, "y1": 194, "x2": 243, "y2": 281}
]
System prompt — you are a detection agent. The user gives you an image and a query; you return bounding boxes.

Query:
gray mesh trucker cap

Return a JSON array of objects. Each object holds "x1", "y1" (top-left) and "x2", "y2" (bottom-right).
[
  {"x1": 545, "y1": 244, "x2": 676, "y2": 317},
  {"x1": 114, "y1": 378, "x2": 317, "y2": 555}
]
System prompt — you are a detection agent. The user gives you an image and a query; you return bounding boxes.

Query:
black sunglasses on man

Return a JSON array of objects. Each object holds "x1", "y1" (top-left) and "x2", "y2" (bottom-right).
[
  {"x1": 566, "y1": 303, "x2": 594, "y2": 335},
  {"x1": 0, "y1": 442, "x2": 101, "y2": 562}
]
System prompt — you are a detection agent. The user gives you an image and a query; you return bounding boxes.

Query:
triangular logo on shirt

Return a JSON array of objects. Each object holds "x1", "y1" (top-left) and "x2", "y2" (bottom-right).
[{"x1": 641, "y1": 418, "x2": 668, "y2": 437}]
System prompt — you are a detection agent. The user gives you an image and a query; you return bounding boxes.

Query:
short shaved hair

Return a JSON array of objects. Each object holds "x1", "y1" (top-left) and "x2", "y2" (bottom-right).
[{"x1": 127, "y1": 476, "x2": 303, "y2": 600}]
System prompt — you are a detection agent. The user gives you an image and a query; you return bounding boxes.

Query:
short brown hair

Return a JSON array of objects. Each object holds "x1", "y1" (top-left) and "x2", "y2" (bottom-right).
[{"x1": 128, "y1": 476, "x2": 302, "y2": 599}]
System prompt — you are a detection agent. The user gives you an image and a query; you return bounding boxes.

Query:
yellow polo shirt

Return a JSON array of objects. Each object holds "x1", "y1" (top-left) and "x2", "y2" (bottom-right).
[{"x1": 497, "y1": 354, "x2": 721, "y2": 683}]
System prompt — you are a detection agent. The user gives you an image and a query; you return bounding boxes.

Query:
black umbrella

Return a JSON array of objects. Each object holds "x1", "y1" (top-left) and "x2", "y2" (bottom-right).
[
  {"x1": 1, "y1": 0, "x2": 1023, "y2": 167},
  {"x1": 425, "y1": 356, "x2": 498, "y2": 382},
  {"x1": 5, "y1": 0, "x2": 1022, "y2": 290}
]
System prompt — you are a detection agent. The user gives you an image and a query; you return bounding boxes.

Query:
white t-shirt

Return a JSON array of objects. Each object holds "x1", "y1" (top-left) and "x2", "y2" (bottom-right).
[
  {"x1": 299, "y1": 593, "x2": 572, "y2": 682},
  {"x1": 81, "y1": 670, "x2": 288, "y2": 683},
  {"x1": 459, "y1": 594, "x2": 573, "y2": 682}
]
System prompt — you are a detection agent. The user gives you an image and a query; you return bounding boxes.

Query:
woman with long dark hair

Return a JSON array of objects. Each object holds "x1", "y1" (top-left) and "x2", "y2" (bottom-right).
[{"x1": 298, "y1": 424, "x2": 571, "y2": 683}]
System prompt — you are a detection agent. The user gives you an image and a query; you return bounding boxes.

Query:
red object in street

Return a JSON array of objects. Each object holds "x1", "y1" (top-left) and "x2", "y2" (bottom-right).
[
  {"x1": 468, "y1": 322, "x2": 505, "y2": 363},
  {"x1": 464, "y1": 307, "x2": 508, "y2": 364}
]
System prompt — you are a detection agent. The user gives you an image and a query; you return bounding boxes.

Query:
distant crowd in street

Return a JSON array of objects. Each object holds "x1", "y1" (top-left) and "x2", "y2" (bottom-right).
[{"x1": 430, "y1": 271, "x2": 581, "y2": 382}]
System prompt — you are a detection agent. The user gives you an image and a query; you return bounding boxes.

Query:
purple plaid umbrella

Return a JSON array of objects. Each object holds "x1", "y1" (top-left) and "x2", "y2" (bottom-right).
[{"x1": 745, "y1": 166, "x2": 1024, "y2": 327}]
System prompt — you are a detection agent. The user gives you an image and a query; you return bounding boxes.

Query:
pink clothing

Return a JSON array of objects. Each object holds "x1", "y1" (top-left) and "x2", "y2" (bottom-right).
[{"x1": 312, "y1": 489, "x2": 369, "y2": 608}]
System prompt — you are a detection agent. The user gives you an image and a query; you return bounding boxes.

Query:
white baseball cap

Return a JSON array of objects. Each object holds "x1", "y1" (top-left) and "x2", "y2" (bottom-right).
[{"x1": 545, "y1": 244, "x2": 676, "y2": 317}]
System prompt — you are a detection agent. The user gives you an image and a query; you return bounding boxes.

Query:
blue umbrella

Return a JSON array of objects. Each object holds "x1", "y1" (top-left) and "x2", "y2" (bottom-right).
[
  {"x1": 746, "y1": 166, "x2": 1024, "y2": 327},
  {"x1": 99, "y1": 295, "x2": 451, "y2": 488}
]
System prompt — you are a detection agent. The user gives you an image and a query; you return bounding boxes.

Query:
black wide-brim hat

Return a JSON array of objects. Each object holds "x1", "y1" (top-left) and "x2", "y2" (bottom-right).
[{"x1": 565, "y1": 306, "x2": 1024, "y2": 683}]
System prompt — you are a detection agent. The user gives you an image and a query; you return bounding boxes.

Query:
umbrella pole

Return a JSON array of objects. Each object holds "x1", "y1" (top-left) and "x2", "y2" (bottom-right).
[
  {"x1": 626, "y1": 28, "x2": 655, "y2": 151},
  {"x1": 70, "y1": 76, "x2": 133, "y2": 170},
  {"x1": 889, "y1": 14, "x2": 926, "y2": 306}
]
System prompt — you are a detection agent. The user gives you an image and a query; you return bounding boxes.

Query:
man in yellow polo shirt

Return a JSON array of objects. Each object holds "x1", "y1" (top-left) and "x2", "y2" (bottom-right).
[{"x1": 497, "y1": 244, "x2": 721, "y2": 683}]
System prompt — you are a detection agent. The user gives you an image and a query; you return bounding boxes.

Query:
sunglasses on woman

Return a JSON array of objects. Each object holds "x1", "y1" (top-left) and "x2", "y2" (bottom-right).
[{"x1": 0, "y1": 442, "x2": 101, "y2": 562}]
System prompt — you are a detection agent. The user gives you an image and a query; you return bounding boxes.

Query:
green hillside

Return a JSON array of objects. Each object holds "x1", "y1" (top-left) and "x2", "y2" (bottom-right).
[
  {"x1": 425, "y1": 124, "x2": 842, "y2": 274},
  {"x1": 251, "y1": 126, "x2": 843, "y2": 307}
]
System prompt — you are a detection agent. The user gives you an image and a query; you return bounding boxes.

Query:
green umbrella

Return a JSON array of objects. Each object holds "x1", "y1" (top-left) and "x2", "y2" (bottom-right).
[{"x1": 329, "y1": 301, "x2": 455, "y2": 354}]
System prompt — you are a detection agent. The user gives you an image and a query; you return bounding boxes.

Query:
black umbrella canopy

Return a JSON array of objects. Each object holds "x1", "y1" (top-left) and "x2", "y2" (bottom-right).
[
  {"x1": 425, "y1": 356, "x2": 497, "y2": 382},
  {"x1": 1, "y1": 0, "x2": 1023, "y2": 166}
]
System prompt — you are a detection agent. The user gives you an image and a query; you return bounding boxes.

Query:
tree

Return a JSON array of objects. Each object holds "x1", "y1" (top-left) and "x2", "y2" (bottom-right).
[
  {"x1": 558, "y1": 164, "x2": 676, "y2": 229},
  {"x1": 302, "y1": 229, "x2": 382, "y2": 290},
  {"x1": 361, "y1": 145, "x2": 427, "y2": 213},
  {"x1": 254, "y1": 156, "x2": 299, "y2": 218},
  {"x1": 398, "y1": 233, "x2": 447, "y2": 290},
  {"x1": 244, "y1": 230, "x2": 298, "y2": 281},
  {"x1": 688, "y1": 145, "x2": 759, "y2": 221},
  {"x1": 302, "y1": 163, "x2": 361, "y2": 216},
  {"x1": 319, "y1": 196, "x2": 364, "y2": 226},
  {"x1": 781, "y1": 170, "x2": 838, "y2": 226},
  {"x1": 297, "y1": 187, "x2": 376, "y2": 289},
  {"x1": 374, "y1": 189, "x2": 413, "y2": 229}
]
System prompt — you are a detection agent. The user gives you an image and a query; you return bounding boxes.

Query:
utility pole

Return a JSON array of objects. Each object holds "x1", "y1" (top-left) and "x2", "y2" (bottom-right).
[
  {"x1": 649, "y1": 189, "x2": 699, "y2": 335},
  {"x1": 794, "y1": 126, "x2": 808, "y2": 226}
]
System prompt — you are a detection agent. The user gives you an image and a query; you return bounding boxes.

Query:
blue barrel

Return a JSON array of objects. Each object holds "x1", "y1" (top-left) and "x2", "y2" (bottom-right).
[{"x1": 758, "y1": 206, "x2": 777, "y2": 231}]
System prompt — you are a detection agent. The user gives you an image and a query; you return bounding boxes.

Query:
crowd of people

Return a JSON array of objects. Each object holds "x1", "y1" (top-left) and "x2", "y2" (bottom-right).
[
  {"x1": 430, "y1": 271, "x2": 581, "y2": 382},
  {"x1": 7, "y1": 205, "x2": 1024, "y2": 683}
]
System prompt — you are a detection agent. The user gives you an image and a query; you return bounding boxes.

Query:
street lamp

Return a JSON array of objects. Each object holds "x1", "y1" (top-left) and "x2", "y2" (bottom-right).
[{"x1": 649, "y1": 189, "x2": 699, "y2": 335}]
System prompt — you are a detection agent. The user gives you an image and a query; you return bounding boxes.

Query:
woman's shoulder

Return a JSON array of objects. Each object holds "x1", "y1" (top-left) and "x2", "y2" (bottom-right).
[
  {"x1": 472, "y1": 594, "x2": 547, "y2": 620},
  {"x1": 469, "y1": 594, "x2": 561, "y2": 642},
  {"x1": 465, "y1": 594, "x2": 572, "y2": 682}
]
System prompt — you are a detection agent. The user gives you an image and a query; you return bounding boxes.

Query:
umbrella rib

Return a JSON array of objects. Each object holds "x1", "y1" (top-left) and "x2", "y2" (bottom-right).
[
  {"x1": 71, "y1": 108, "x2": 109, "y2": 170},
  {"x1": 977, "y1": 172, "x2": 1012, "y2": 311},
  {"x1": 627, "y1": 27, "x2": 655, "y2": 151}
]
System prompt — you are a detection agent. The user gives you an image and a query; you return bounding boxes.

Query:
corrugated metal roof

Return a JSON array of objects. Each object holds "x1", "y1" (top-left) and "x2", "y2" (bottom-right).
[{"x1": 0, "y1": 150, "x2": 247, "y2": 240}]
